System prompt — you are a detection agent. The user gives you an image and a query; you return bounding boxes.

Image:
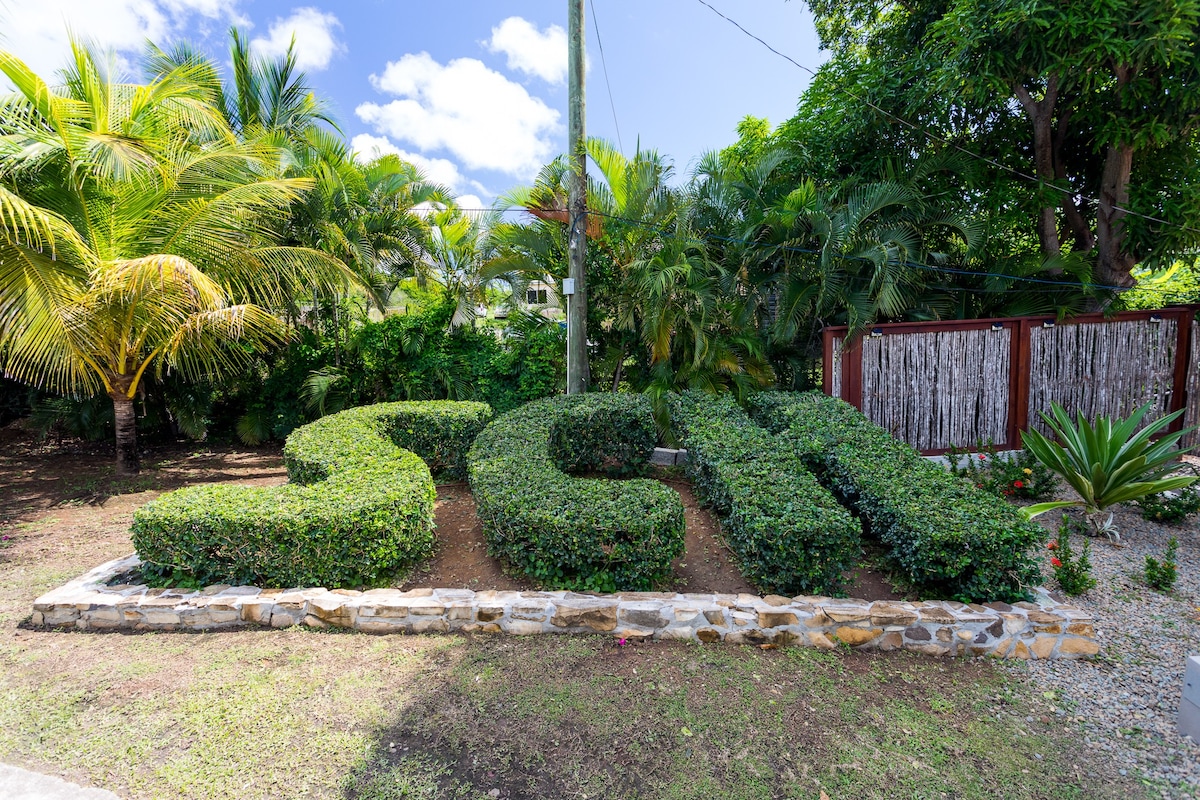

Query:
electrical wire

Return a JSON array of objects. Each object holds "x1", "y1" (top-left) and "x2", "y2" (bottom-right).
[
  {"x1": 692, "y1": 0, "x2": 1200, "y2": 239},
  {"x1": 589, "y1": 1, "x2": 624, "y2": 154}
]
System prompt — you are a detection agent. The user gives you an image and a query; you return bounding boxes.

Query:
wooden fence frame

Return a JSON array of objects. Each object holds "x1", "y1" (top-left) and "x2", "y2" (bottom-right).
[{"x1": 822, "y1": 306, "x2": 1199, "y2": 455}]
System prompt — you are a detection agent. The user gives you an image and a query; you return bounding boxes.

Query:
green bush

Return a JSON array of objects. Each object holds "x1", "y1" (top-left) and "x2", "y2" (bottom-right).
[
  {"x1": 669, "y1": 391, "x2": 861, "y2": 596},
  {"x1": 132, "y1": 401, "x2": 493, "y2": 589},
  {"x1": 549, "y1": 393, "x2": 657, "y2": 477},
  {"x1": 1048, "y1": 516, "x2": 1097, "y2": 596},
  {"x1": 1137, "y1": 486, "x2": 1200, "y2": 523},
  {"x1": 749, "y1": 391, "x2": 1047, "y2": 603},
  {"x1": 1145, "y1": 537, "x2": 1180, "y2": 591},
  {"x1": 468, "y1": 395, "x2": 685, "y2": 592}
]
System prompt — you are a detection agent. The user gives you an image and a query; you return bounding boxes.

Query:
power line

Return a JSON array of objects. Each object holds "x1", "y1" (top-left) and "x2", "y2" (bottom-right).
[
  {"x1": 692, "y1": 0, "x2": 1200, "y2": 239},
  {"x1": 589, "y1": 0, "x2": 624, "y2": 154}
]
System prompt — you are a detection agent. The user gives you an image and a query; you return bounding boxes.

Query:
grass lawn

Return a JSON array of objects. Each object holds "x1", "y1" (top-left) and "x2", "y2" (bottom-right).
[{"x1": 0, "y1": 438, "x2": 1147, "y2": 800}]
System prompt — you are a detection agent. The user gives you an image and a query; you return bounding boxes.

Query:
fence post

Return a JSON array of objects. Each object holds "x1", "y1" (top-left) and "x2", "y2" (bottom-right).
[
  {"x1": 842, "y1": 334, "x2": 864, "y2": 410},
  {"x1": 1008, "y1": 318, "x2": 1033, "y2": 447},
  {"x1": 1170, "y1": 308, "x2": 1194, "y2": 433}
]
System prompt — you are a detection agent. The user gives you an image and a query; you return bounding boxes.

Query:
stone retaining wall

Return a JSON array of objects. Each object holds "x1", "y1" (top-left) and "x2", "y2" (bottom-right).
[{"x1": 30, "y1": 555, "x2": 1099, "y2": 659}]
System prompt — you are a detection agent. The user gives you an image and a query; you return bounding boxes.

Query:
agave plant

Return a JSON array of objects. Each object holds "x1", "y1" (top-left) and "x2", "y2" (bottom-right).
[{"x1": 1020, "y1": 402, "x2": 1198, "y2": 542}]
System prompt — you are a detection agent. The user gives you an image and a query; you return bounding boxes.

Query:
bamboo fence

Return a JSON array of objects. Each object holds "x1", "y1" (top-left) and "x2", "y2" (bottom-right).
[{"x1": 822, "y1": 308, "x2": 1199, "y2": 454}]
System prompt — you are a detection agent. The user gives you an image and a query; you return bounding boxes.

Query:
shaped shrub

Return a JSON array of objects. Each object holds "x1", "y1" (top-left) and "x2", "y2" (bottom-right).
[
  {"x1": 468, "y1": 394, "x2": 685, "y2": 592},
  {"x1": 749, "y1": 391, "x2": 1046, "y2": 603},
  {"x1": 669, "y1": 392, "x2": 861, "y2": 596},
  {"x1": 133, "y1": 401, "x2": 493, "y2": 588},
  {"x1": 549, "y1": 393, "x2": 657, "y2": 477}
]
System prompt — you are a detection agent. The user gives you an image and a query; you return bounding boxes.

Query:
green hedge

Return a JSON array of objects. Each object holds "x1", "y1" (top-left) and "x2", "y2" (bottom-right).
[
  {"x1": 549, "y1": 393, "x2": 657, "y2": 477},
  {"x1": 468, "y1": 395, "x2": 685, "y2": 592},
  {"x1": 668, "y1": 391, "x2": 861, "y2": 596},
  {"x1": 132, "y1": 401, "x2": 493, "y2": 589},
  {"x1": 748, "y1": 391, "x2": 1046, "y2": 603}
]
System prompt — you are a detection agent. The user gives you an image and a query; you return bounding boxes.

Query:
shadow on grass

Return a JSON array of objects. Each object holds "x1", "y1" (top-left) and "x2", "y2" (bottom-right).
[{"x1": 340, "y1": 635, "x2": 1139, "y2": 800}]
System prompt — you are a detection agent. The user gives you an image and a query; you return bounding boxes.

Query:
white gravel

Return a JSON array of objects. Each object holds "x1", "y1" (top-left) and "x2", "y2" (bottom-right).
[{"x1": 1005, "y1": 497, "x2": 1200, "y2": 798}]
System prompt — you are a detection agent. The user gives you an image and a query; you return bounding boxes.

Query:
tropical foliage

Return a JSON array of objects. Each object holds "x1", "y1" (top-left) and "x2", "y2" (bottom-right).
[{"x1": 1021, "y1": 403, "x2": 1198, "y2": 541}]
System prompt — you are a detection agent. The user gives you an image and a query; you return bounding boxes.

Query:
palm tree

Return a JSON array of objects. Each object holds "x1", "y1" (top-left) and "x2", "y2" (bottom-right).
[{"x1": 0, "y1": 43, "x2": 349, "y2": 473}]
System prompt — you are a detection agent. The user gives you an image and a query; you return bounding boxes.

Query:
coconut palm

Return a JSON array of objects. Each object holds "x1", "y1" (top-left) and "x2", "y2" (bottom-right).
[{"x1": 0, "y1": 43, "x2": 349, "y2": 473}]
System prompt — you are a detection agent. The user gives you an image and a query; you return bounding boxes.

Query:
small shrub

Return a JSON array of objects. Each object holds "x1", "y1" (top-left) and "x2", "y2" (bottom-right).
[
  {"x1": 749, "y1": 391, "x2": 1046, "y2": 603},
  {"x1": 669, "y1": 391, "x2": 861, "y2": 596},
  {"x1": 133, "y1": 401, "x2": 493, "y2": 588},
  {"x1": 468, "y1": 395, "x2": 685, "y2": 592},
  {"x1": 946, "y1": 442, "x2": 1056, "y2": 500},
  {"x1": 1048, "y1": 516, "x2": 1097, "y2": 596},
  {"x1": 1145, "y1": 537, "x2": 1180, "y2": 591},
  {"x1": 1136, "y1": 486, "x2": 1200, "y2": 524}
]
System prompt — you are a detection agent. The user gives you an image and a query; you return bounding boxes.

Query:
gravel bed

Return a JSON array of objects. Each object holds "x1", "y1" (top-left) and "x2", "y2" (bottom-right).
[{"x1": 1004, "y1": 493, "x2": 1200, "y2": 798}]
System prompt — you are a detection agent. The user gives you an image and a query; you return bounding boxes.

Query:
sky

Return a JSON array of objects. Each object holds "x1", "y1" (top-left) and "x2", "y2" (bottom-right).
[{"x1": 0, "y1": 0, "x2": 827, "y2": 208}]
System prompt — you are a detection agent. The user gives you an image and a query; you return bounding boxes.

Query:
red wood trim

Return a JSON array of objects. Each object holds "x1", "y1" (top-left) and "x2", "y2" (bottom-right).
[
  {"x1": 822, "y1": 327, "x2": 834, "y2": 395},
  {"x1": 1169, "y1": 310, "x2": 1195, "y2": 433},
  {"x1": 1012, "y1": 318, "x2": 1033, "y2": 448},
  {"x1": 844, "y1": 334, "x2": 864, "y2": 410},
  {"x1": 1004, "y1": 320, "x2": 1022, "y2": 449},
  {"x1": 820, "y1": 305, "x2": 1200, "y2": 338}
]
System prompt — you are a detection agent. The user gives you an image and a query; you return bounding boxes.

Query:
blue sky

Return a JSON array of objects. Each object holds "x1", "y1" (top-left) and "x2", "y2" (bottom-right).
[{"x1": 0, "y1": 1, "x2": 827, "y2": 206}]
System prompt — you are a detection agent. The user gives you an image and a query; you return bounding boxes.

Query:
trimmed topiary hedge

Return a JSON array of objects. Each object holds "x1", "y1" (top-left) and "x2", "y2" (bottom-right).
[
  {"x1": 549, "y1": 392, "x2": 657, "y2": 477},
  {"x1": 749, "y1": 391, "x2": 1046, "y2": 603},
  {"x1": 468, "y1": 394, "x2": 685, "y2": 592},
  {"x1": 669, "y1": 391, "x2": 861, "y2": 596},
  {"x1": 132, "y1": 401, "x2": 493, "y2": 589}
]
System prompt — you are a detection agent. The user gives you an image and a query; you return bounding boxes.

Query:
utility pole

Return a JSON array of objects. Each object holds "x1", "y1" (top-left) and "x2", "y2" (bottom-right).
[{"x1": 566, "y1": 0, "x2": 588, "y2": 393}]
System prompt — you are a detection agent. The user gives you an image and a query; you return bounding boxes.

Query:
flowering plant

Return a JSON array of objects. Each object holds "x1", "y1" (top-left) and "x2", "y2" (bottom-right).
[
  {"x1": 946, "y1": 442, "x2": 1056, "y2": 500},
  {"x1": 1049, "y1": 516, "x2": 1096, "y2": 596}
]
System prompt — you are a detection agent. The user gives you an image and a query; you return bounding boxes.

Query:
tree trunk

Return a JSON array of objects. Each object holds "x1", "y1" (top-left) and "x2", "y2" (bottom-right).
[
  {"x1": 1014, "y1": 79, "x2": 1061, "y2": 262},
  {"x1": 1095, "y1": 142, "x2": 1137, "y2": 291},
  {"x1": 111, "y1": 393, "x2": 140, "y2": 475}
]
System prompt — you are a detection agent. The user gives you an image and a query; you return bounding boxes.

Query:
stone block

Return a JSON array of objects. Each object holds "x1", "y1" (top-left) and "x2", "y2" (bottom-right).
[
  {"x1": 409, "y1": 605, "x2": 447, "y2": 617},
  {"x1": 503, "y1": 619, "x2": 544, "y2": 635},
  {"x1": 355, "y1": 618, "x2": 408, "y2": 634},
  {"x1": 726, "y1": 629, "x2": 773, "y2": 646},
  {"x1": 762, "y1": 595, "x2": 791, "y2": 607},
  {"x1": 758, "y1": 611, "x2": 799, "y2": 628},
  {"x1": 869, "y1": 604, "x2": 919, "y2": 627},
  {"x1": 834, "y1": 626, "x2": 881, "y2": 646},
  {"x1": 703, "y1": 609, "x2": 726, "y2": 625},
  {"x1": 696, "y1": 628, "x2": 722, "y2": 643},
  {"x1": 412, "y1": 618, "x2": 450, "y2": 634},
  {"x1": 551, "y1": 603, "x2": 618, "y2": 631},
  {"x1": 823, "y1": 605, "x2": 870, "y2": 623},
  {"x1": 1030, "y1": 636, "x2": 1056, "y2": 659},
  {"x1": 1057, "y1": 637, "x2": 1100, "y2": 657},
  {"x1": 806, "y1": 632, "x2": 837, "y2": 650},
  {"x1": 618, "y1": 607, "x2": 668, "y2": 629},
  {"x1": 476, "y1": 607, "x2": 504, "y2": 622},
  {"x1": 917, "y1": 606, "x2": 956, "y2": 624}
]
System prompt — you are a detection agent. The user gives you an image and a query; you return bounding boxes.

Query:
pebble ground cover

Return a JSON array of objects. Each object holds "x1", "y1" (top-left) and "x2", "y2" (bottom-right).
[{"x1": 0, "y1": 435, "x2": 1181, "y2": 799}]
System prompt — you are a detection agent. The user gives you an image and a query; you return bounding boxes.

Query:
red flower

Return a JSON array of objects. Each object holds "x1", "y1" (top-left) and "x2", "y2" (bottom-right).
[
  {"x1": 978, "y1": 454, "x2": 986, "y2": 460},
  {"x1": 1013, "y1": 480, "x2": 1024, "y2": 488},
  {"x1": 1051, "y1": 556, "x2": 1062, "y2": 568},
  {"x1": 1047, "y1": 541, "x2": 1058, "y2": 551}
]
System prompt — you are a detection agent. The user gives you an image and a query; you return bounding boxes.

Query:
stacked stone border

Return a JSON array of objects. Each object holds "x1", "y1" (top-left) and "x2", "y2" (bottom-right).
[{"x1": 30, "y1": 555, "x2": 1099, "y2": 660}]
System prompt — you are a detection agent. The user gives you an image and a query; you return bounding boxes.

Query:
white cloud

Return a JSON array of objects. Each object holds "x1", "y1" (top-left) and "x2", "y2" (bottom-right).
[
  {"x1": 454, "y1": 194, "x2": 484, "y2": 211},
  {"x1": 350, "y1": 133, "x2": 467, "y2": 189},
  {"x1": 357, "y1": 52, "x2": 561, "y2": 179},
  {"x1": 250, "y1": 7, "x2": 342, "y2": 72},
  {"x1": 486, "y1": 17, "x2": 567, "y2": 84},
  {"x1": 0, "y1": 0, "x2": 243, "y2": 81}
]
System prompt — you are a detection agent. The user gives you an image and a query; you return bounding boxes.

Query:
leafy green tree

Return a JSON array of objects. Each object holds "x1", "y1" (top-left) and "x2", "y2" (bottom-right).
[{"x1": 0, "y1": 44, "x2": 347, "y2": 473}]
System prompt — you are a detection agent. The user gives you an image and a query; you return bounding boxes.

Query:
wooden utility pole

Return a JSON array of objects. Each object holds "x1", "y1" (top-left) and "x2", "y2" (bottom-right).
[{"x1": 566, "y1": 0, "x2": 588, "y2": 393}]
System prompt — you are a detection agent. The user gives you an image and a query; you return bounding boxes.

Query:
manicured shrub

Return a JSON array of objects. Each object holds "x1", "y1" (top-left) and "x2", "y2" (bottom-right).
[
  {"x1": 468, "y1": 395, "x2": 685, "y2": 592},
  {"x1": 669, "y1": 391, "x2": 861, "y2": 596},
  {"x1": 132, "y1": 401, "x2": 493, "y2": 589},
  {"x1": 549, "y1": 393, "x2": 657, "y2": 477},
  {"x1": 749, "y1": 391, "x2": 1046, "y2": 603}
]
